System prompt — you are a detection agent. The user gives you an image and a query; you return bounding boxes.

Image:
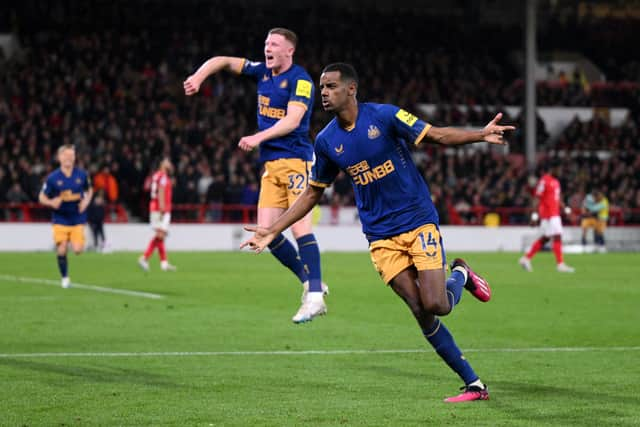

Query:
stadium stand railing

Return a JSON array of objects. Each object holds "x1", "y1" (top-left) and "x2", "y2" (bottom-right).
[
  {"x1": 0, "y1": 203, "x2": 129, "y2": 222},
  {"x1": 3, "y1": 203, "x2": 638, "y2": 226}
]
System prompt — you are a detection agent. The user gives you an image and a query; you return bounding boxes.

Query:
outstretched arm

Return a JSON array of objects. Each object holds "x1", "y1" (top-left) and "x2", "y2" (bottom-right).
[
  {"x1": 425, "y1": 113, "x2": 515, "y2": 146},
  {"x1": 183, "y1": 56, "x2": 245, "y2": 95},
  {"x1": 241, "y1": 185, "x2": 325, "y2": 253}
]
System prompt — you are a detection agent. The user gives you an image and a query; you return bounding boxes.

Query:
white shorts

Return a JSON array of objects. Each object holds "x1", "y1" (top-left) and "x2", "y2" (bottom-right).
[
  {"x1": 150, "y1": 212, "x2": 171, "y2": 231},
  {"x1": 540, "y1": 216, "x2": 563, "y2": 237}
]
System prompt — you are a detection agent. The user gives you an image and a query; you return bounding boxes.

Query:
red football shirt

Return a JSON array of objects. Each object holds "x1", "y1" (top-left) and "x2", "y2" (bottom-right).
[
  {"x1": 535, "y1": 174, "x2": 560, "y2": 219},
  {"x1": 149, "y1": 171, "x2": 172, "y2": 213}
]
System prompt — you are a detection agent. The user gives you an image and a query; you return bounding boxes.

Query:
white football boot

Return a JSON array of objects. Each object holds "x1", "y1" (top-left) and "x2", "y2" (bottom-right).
[
  {"x1": 301, "y1": 281, "x2": 329, "y2": 303},
  {"x1": 161, "y1": 260, "x2": 177, "y2": 272},
  {"x1": 518, "y1": 256, "x2": 533, "y2": 272},
  {"x1": 292, "y1": 293, "x2": 327, "y2": 324},
  {"x1": 138, "y1": 256, "x2": 150, "y2": 272},
  {"x1": 556, "y1": 262, "x2": 575, "y2": 273}
]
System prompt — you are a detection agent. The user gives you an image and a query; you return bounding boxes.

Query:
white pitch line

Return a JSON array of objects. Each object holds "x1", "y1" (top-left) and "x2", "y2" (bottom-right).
[
  {"x1": 0, "y1": 347, "x2": 639, "y2": 358},
  {"x1": 0, "y1": 274, "x2": 164, "y2": 300}
]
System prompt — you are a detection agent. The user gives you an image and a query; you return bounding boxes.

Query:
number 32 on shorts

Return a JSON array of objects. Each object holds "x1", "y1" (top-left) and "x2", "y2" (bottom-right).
[{"x1": 287, "y1": 173, "x2": 306, "y2": 194}]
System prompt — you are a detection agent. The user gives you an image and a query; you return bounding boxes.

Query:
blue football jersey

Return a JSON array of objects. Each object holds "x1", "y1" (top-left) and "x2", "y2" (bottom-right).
[
  {"x1": 41, "y1": 168, "x2": 91, "y2": 225},
  {"x1": 310, "y1": 103, "x2": 438, "y2": 242},
  {"x1": 240, "y1": 60, "x2": 314, "y2": 163}
]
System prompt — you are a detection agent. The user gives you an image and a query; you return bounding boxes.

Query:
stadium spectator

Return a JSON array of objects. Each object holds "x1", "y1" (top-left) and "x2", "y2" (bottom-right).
[{"x1": 93, "y1": 164, "x2": 119, "y2": 203}]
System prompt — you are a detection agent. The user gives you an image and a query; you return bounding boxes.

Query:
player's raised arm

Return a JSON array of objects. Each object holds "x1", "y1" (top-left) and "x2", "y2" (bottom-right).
[
  {"x1": 425, "y1": 113, "x2": 516, "y2": 146},
  {"x1": 183, "y1": 56, "x2": 245, "y2": 95},
  {"x1": 241, "y1": 185, "x2": 325, "y2": 253}
]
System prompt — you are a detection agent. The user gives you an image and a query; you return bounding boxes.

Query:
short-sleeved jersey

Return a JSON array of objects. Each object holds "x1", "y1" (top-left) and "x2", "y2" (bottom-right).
[
  {"x1": 149, "y1": 171, "x2": 172, "y2": 212},
  {"x1": 310, "y1": 103, "x2": 437, "y2": 242},
  {"x1": 535, "y1": 173, "x2": 561, "y2": 219},
  {"x1": 41, "y1": 168, "x2": 91, "y2": 225},
  {"x1": 240, "y1": 60, "x2": 314, "y2": 163}
]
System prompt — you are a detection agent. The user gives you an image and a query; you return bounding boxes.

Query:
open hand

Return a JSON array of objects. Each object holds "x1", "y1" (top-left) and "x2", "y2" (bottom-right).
[
  {"x1": 240, "y1": 225, "x2": 277, "y2": 253},
  {"x1": 482, "y1": 113, "x2": 516, "y2": 145}
]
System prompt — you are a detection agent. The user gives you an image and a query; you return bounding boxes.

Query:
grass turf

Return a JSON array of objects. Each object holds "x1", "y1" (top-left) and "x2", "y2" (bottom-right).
[{"x1": 0, "y1": 251, "x2": 639, "y2": 426}]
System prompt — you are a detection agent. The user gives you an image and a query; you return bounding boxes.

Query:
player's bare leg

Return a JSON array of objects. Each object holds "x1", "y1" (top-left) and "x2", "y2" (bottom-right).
[{"x1": 391, "y1": 267, "x2": 488, "y2": 402}]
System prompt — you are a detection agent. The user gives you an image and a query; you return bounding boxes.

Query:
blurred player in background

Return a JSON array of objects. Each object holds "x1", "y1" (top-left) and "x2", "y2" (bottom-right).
[
  {"x1": 138, "y1": 157, "x2": 177, "y2": 272},
  {"x1": 38, "y1": 144, "x2": 93, "y2": 288},
  {"x1": 519, "y1": 161, "x2": 575, "y2": 272},
  {"x1": 184, "y1": 27, "x2": 326, "y2": 323},
  {"x1": 87, "y1": 189, "x2": 107, "y2": 252},
  {"x1": 581, "y1": 189, "x2": 609, "y2": 252},
  {"x1": 242, "y1": 63, "x2": 516, "y2": 401}
]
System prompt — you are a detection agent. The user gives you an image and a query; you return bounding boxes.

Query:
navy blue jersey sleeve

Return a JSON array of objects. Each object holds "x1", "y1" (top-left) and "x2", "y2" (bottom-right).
[
  {"x1": 379, "y1": 104, "x2": 432, "y2": 146},
  {"x1": 309, "y1": 137, "x2": 339, "y2": 188},
  {"x1": 288, "y1": 72, "x2": 314, "y2": 112},
  {"x1": 240, "y1": 59, "x2": 267, "y2": 80},
  {"x1": 41, "y1": 174, "x2": 57, "y2": 198}
]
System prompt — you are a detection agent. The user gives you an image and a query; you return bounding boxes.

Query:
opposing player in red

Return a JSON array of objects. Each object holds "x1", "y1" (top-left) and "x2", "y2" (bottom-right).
[
  {"x1": 519, "y1": 161, "x2": 574, "y2": 273},
  {"x1": 138, "y1": 157, "x2": 177, "y2": 272}
]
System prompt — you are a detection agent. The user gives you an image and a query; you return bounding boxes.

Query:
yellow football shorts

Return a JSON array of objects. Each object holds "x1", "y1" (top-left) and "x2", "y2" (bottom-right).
[
  {"x1": 52, "y1": 224, "x2": 85, "y2": 246},
  {"x1": 258, "y1": 158, "x2": 312, "y2": 209},
  {"x1": 581, "y1": 217, "x2": 607, "y2": 233},
  {"x1": 369, "y1": 223, "x2": 446, "y2": 284}
]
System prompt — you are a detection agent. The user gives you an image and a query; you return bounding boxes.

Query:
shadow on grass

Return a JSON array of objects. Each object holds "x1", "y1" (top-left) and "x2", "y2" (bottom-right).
[
  {"x1": 0, "y1": 358, "x2": 182, "y2": 389},
  {"x1": 489, "y1": 380, "x2": 639, "y2": 426}
]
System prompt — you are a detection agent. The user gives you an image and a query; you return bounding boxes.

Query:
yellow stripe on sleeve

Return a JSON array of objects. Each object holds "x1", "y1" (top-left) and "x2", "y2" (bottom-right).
[
  {"x1": 288, "y1": 101, "x2": 308, "y2": 111},
  {"x1": 414, "y1": 123, "x2": 432, "y2": 146},
  {"x1": 234, "y1": 58, "x2": 246, "y2": 74},
  {"x1": 309, "y1": 179, "x2": 330, "y2": 188}
]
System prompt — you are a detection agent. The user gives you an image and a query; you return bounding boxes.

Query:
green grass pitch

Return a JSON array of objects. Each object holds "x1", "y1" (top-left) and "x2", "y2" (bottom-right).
[{"x1": 1, "y1": 251, "x2": 639, "y2": 426}]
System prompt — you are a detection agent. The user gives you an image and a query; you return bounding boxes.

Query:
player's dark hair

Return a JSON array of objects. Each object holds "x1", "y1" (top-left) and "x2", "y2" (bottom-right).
[
  {"x1": 268, "y1": 28, "x2": 298, "y2": 48},
  {"x1": 540, "y1": 158, "x2": 560, "y2": 173},
  {"x1": 322, "y1": 63, "x2": 359, "y2": 86}
]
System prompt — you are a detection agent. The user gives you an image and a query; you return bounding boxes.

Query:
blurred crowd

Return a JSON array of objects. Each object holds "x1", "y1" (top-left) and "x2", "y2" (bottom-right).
[{"x1": 0, "y1": 0, "x2": 639, "y2": 222}]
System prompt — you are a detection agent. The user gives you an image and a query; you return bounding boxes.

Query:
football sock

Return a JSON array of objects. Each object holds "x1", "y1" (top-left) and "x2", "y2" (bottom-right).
[
  {"x1": 526, "y1": 237, "x2": 547, "y2": 259},
  {"x1": 143, "y1": 238, "x2": 157, "y2": 259},
  {"x1": 296, "y1": 234, "x2": 322, "y2": 292},
  {"x1": 446, "y1": 268, "x2": 466, "y2": 310},
  {"x1": 268, "y1": 234, "x2": 308, "y2": 283},
  {"x1": 424, "y1": 318, "x2": 478, "y2": 385},
  {"x1": 595, "y1": 233, "x2": 605, "y2": 246},
  {"x1": 157, "y1": 238, "x2": 167, "y2": 261},
  {"x1": 468, "y1": 379, "x2": 485, "y2": 388},
  {"x1": 552, "y1": 236, "x2": 563, "y2": 264},
  {"x1": 57, "y1": 255, "x2": 68, "y2": 278}
]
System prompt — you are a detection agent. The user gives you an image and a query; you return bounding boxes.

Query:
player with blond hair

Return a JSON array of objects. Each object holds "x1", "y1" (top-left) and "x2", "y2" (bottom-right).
[
  {"x1": 39, "y1": 144, "x2": 93, "y2": 288},
  {"x1": 184, "y1": 28, "x2": 326, "y2": 323}
]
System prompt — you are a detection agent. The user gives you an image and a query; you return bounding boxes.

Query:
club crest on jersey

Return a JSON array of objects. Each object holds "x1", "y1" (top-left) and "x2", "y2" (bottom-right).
[
  {"x1": 334, "y1": 144, "x2": 345, "y2": 155},
  {"x1": 75, "y1": 178, "x2": 82, "y2": 184},
  {"x1": 262, "y1": 74, "x2": 269, "y2": 81},
  {"x1": 279, "y1": 79, "x2": 288, "y2": 89},
  {"x1": 56, "y1": 180, "x2": 63, "y2": 187},
  {"x1": 368, "y1": 125, "x2": 381, "y2": 139}
]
